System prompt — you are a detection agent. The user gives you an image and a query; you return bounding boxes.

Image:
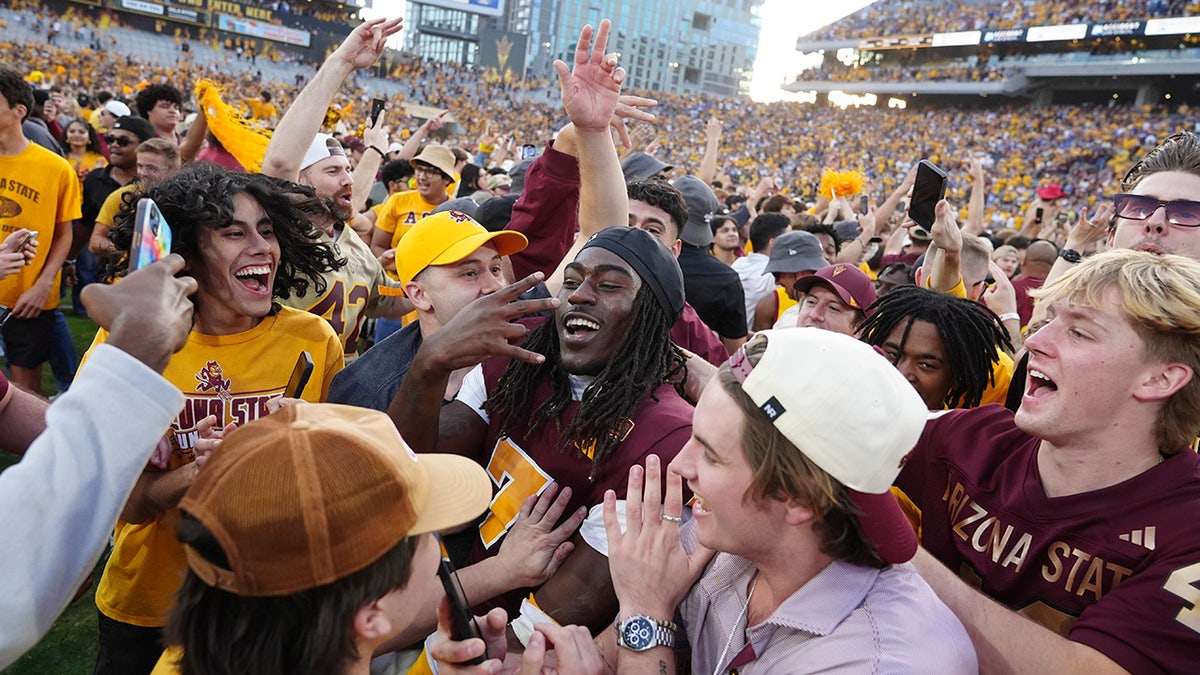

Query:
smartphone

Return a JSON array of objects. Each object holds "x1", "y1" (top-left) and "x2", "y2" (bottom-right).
[
  {"x1": 437, "y1": 554, "x2": 484, "y2": 664},
  {"x1": 131, "y1": 198, "x2": 172, "y2": 271},
  {"x1": 859, "y1": 195, "x2": 870, "y2": 215},
  {"x1": 19, "y1": 230, "x2": 38, "y2": 248},
  {"x1": 285, "y1": 351, "x2": 314, "y2": 399},
  {"x1": 521, "y1": 143, "x2": 537, "y2": 160},
  {"x1": 907, "y1": 160, "x2": 948, "y2": 229},
  {"x1": 1034, "y1": 207, "x2": 1045, "y2": 225},
  {"x1": 0, "y1": 305, "x2": 11, "y2": 327},
  {"x1": 369, "y1": 97, "x2": 386, "y2": 127}
]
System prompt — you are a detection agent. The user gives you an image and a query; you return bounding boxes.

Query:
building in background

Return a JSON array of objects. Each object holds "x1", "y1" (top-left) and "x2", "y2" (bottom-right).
[{"x1": 405, "y1": 0, "x2": 764, "y2": 97}]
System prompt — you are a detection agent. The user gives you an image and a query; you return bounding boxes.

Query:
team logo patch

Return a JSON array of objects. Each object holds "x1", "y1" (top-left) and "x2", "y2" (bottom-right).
[
  {"x1": 760, "y1": 396, "x2": 786, "y2": 421},
  {"x1": 195, "y1": 360, "x2": 232, "y2": 399},
  {"x1": 0, "y1": 196, "x2": 22, "y2": 218}
]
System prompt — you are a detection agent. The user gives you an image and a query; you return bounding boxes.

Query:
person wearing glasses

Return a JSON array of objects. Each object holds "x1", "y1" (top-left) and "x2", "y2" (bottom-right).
[
  {"x1": 1027, "y1": 131, "x2": 1200, "y2": 335},
  {"x1": 81, "y1": 115, "x2": 155, "y2": 262}
]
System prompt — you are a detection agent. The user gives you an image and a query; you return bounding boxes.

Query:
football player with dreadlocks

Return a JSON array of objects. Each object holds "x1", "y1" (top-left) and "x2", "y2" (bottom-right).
[{"x1": 380, "y1": 20, "x2": 694, "y2": 652}]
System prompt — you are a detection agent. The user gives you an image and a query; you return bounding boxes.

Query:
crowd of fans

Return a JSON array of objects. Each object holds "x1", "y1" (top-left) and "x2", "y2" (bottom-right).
[
  {"x1": 4, "y1": 8, "x2": 1184, "y2": 231},
  {"x1": 805, "y1": 0, "x2": 1200, "y2": 42}
]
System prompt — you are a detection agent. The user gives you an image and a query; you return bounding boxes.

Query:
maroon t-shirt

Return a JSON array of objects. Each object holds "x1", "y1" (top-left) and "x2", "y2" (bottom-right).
[
  {"x1": 896, "y1": 404, "x2": 1200, "y2": 673},
  {"x1": 464, "y1": 341, "x2": 694, "y2": 614},
  {"x1": 672, "y1": 302, "x2": 729, "y2": 367},
  {"x1": 1010, "y1": 274, "x2": 1045, "y2": 328}
]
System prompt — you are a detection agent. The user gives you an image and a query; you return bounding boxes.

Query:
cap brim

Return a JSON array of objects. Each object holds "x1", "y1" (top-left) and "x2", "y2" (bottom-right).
[
  {"x1": 794, "y1": 276, "x2": 853, "y2": 307},
  {"x1": 430, "y1": 230, "x2": 529, "y2": 268},
  {"x1": 848, "y1": 489, "x2": 918, "y2": 565},
  {"x1": 764, "y1": 254, "x2": 827, "y2": 274},
  {"x1": 408, "y1": 454, "x2": 492, "y2": 536}
]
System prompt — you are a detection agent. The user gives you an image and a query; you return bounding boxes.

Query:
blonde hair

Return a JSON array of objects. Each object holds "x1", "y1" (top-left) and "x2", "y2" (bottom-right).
[{"x1": 1030, "y1": 249, "x2": 1200, "y2": 452}]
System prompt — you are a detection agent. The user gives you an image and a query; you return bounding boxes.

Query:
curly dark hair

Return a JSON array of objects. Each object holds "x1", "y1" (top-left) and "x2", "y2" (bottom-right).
[
  {"x1": 627, "y1": 179, "x2": 688, "y2": 239},
  {"x1": 858, "y1": 285, "x2": 1013, "y2": 409},
  {"x1": 102, "y1": 164, "x2": 344, "y2": 301},
  {"x1": 484, "y1": 286, "x2": 686, "y2": 475},
  {"x1": 134, "y1": 83, "x2": 183, "y2": 118}
]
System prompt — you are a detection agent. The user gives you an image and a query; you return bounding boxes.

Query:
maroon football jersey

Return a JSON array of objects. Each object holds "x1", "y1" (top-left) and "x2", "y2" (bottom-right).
[
  {"x1": 897, "y1": 404, "x2": 1200, "y2": 673},
  {"x1": 463, "y1": 347, "x2": 694, "y2": 614}
]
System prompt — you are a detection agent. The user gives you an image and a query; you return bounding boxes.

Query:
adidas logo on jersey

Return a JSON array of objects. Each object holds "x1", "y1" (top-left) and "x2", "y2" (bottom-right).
[{"x1": 1117, "y1": 527, "x2": 1156, "y2": 551}]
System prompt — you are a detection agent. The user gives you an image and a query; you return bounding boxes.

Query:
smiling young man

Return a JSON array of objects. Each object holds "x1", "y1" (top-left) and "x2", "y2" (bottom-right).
[
  {"x1": 386, "y1": 227, "x2": 693, "y2": 645},
  {"x1": 90, "y1": 166, "x2": 344, "y2": 675},
  {"x1": 598, "y1": 329, "x2": 976, "y2": 674},
  {"x1": 369, "y1": 144, "x2": 457, "y2": 258},
  {"x1": 260, "y1": 18, "x2": 411, "y2": 364},
  {"x1": 895, "y1": 250, "x2": 1200, "y2": 673},
  {"x1": 792, "y1": 262, "x2": 876, "y2": 335},
  {"x1": 327, "y1": 209, "x2": 527, "y2": 410},
  {"x1": 858, "y1": 285, "x2": 1012, "y2": 410}
]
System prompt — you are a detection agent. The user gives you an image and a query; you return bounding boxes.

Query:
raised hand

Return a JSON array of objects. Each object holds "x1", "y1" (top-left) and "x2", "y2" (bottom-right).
[
  {"x1": 1067, "y1": 201, "x2": 1115, "y2": 251},
  {"x1": 930, "y1": 199, "x2": 962, "y2": 253},
  {"x1": 554, "y1": 20, "x2": 624, "y2": 135},
  {"x1": 604, "y1": 455, "x2": 713, "y2": 620},
  {"x1": 422, "y1": 272, "x2": 560, "y2": 373},
  {"x1": 333, "y1": 16, "x2": 403, "y2": 71}
]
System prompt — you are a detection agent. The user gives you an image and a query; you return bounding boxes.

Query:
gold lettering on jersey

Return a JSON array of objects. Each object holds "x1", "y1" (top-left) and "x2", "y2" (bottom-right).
[
  {"x1": 0, "y1": 178, "x2": 41, "y2": 203},
  {"x1": 943, "y1": 477, "x2": 1132, "y2": 601},
  {"x1": 1041, "y1": 542, "x2": 1131, "y2": 601}
]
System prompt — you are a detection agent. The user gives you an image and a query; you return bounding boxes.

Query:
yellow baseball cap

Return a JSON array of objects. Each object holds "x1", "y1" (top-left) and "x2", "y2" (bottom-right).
[{"x1": 396, "y1": 210, "x2": 528, "y2": 284}]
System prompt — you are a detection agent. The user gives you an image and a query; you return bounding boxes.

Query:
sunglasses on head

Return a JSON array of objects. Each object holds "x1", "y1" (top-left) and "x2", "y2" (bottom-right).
[
  {"x1": 1112, "y1": 193, "x2": 1200, "y2": 228},
  {"x1": 104, "y1": 134, "x2": 137, "y2": 148}
]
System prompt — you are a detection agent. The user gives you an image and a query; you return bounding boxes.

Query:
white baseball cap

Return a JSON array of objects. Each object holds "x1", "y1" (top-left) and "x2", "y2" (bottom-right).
[{"x1": 728, "y1": 328, "x2": 928, "y2": 563}]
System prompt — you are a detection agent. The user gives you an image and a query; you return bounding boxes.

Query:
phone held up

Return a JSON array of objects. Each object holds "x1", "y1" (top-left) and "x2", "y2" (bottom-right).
[
  {"x1": 437, "y1": 542, "x2": 485, "y2": 665},
  {"x1": 369, "y1": 97, "x2": 386, "y2": 127},
  {"x1": 521, "y1": 143, "x2": 537, "y2": 160},
  {"x1": 907, "y1": 160, "x2": 948, "y2": 230},
  {"x1": 132, "y1": 198, "x2": 173, "y2": 271},
  {"x1": 285, "y1": 351, "x2": 314, "y2": 399}
]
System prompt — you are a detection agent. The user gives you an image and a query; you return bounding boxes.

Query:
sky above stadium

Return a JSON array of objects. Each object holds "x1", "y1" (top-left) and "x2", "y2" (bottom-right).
[
  {"x1": 367, "y1": 0, "x2": 879, "y2": 101},
  {"x1": 751, "y1": 0, "x2": 877, "y2": 101}
]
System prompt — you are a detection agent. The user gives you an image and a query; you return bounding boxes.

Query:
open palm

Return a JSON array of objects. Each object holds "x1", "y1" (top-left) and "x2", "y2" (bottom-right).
[{"x1": 554, "y1": 20, "x2": 623, "y2": 133}]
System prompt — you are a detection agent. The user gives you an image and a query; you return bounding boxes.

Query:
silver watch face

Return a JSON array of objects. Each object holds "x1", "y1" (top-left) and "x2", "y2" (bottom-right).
[{"x1": 621, "y1": 616, "x2": 655, "y2": 650}]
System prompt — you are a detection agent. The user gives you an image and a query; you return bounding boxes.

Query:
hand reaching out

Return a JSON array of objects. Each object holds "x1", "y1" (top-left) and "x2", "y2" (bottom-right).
[
  {"x1": 554, "y1": 20, "x2": 624, "y2": 135},
  {"x1": 494, "y1": 483, "x2": 587, "y2": 589}
]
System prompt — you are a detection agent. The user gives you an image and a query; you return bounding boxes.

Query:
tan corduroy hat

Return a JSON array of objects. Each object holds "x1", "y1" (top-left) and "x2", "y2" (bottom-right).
[{"x1": 179, "y1": 403, "x2": 491, "y2": 597}]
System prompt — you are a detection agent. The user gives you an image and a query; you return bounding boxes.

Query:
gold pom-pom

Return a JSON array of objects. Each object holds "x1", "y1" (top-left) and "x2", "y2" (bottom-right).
[
  {"x1": 818, "y1": 169, "x2": 866, "y2": 200},
  {"x1": 194, "y1": 79, "x2": 272, "y2": 174}
]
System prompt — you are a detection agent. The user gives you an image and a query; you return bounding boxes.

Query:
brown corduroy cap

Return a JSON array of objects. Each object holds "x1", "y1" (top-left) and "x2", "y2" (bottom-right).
[{"x1": 179, "y1": 403, "x2": 491, "y2": 597}]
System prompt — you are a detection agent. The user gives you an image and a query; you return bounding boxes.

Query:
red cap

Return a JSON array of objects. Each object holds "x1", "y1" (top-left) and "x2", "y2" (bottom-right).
[
  {"x1": 1036, "y1": 183, "x2": 1066, "y2": 200},
  {"x1": 793, "y1": 263, "x2": 877, "y2": 314}
]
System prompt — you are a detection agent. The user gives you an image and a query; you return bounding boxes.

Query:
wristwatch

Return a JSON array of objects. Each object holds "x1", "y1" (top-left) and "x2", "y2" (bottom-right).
[
  {"x1": 1058, "y1": 248, "x2": 1083, "y2": 264},
  {"x1": 615, "y1": 615, "x2": 677, "y2": 651}
]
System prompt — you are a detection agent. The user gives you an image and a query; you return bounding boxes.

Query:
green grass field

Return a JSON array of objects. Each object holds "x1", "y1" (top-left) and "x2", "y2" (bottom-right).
[{"x1": 1, "y1": 304, "x2": 104, "y2": 675}]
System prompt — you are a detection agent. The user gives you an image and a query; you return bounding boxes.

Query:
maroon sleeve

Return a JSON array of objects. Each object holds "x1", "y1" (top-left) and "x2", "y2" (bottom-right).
[
  {"x1": 671, "y1": 304, "x2": 729, "y2": 366},
  {"x1": 506, "y1": 141, "x2": 581, "y2": 280}
]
